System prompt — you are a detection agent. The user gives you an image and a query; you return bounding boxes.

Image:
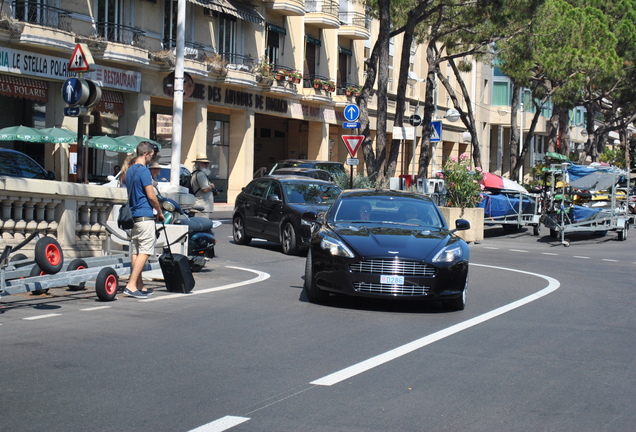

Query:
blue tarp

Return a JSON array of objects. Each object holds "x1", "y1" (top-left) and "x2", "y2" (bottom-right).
[
  {"x1": 479, "y1": 193, "x2": 536, "y2": 218},
  {"x1": 569, "y1": 205, "x2": 602, "y2": 222}
]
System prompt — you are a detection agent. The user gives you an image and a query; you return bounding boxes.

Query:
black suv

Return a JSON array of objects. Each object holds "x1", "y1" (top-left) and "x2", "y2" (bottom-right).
[{"x1": 233, "y1": 176, "x2": 342, "y2": 255}]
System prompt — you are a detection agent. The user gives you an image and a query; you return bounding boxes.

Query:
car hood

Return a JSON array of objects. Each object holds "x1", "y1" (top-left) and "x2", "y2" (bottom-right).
[
  {"x1": 288, "y1": 203, "x2": 333, "y2": 213},
  {"x1": 331, "y1": 223, "x2": 449, "y2": 260}
]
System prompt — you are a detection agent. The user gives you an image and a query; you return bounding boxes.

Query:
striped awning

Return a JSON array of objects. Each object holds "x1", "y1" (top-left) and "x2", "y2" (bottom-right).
[
  {"x1": 188, "y1": 0, "x2": 264, "y2": 25},
  {"x1": 0, "y1": 74, "x2": 48, "y2": 102}
]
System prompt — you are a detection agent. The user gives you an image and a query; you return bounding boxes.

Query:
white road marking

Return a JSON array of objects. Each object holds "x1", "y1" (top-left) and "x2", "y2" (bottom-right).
[
  {"x1": 509, "y1": 249, "x2": 529, "y2": 253},
  {"x1": 81, "y1": 306, "x2": 112, "y2": 311},
  {"x1": 311, "y1": 263, "x2": 560, "y2": 386},
  {"x1": 483, "y1": 247, "x2": 499, "y2": 250},
  {"x1": 573, "y1": 256, "x2": 590, "y2": 259},
  {"x1": 143, "y1": 267, "x2": 270, "y2": 302},
  {"x1": 23, "y1": 313, "x2": 62, "y2": 321},
  {"x1": 189, "y1": 416, "x2": 250, "y2": 432},
  {"x1": 542, "y1": 253, "x2": 559, "y2": 256},
  {"x1": 602, "y1": 259, "x2": 618, "y2": 262}
]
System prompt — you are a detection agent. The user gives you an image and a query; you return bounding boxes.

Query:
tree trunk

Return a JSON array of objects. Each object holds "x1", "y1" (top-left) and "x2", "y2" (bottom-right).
[
  {"x1": 509, "y1": 84, "x2": 521, "y2": 180},
  {"x1": 374, "y1": 0, "x2": 391, "y2": 187}
]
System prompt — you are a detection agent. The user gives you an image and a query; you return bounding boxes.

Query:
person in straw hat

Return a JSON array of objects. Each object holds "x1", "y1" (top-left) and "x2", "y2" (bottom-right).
[{"x1": 191, "y1": 153, "x2": 216, "y2": 219}]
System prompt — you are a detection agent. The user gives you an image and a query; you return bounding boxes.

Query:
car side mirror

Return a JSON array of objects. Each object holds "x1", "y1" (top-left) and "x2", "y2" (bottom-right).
[
  {"x1": 46, "y1": 171, "x2": 56, "y2": 180},
  {"x1": 267, "y1": 194, "x2": 281, "y2": 202},
  {"x1": 300, "y1": 211, "x2": 320, "y2": 238},
  {"x1": 454, "y1": 219, "x2": 470, "y2": 231}
]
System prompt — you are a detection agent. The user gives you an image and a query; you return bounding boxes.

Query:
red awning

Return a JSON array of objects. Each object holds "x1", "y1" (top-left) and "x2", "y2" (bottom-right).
[
  {"x1": 0, "y1": 74, "x2": 48, "y2": 102},
  {"x1": 95, "y1": 90, "x2": 125, "y2": 115}
]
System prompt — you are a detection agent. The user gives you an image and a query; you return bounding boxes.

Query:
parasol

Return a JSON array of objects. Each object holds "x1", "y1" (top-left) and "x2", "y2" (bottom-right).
[
  {"x1": 39, "y1": 127, "x2": 77, "y2": 144},
  {"x1": 115, "y1": 135, "x2": 162, "y2": 150},
  {"x1": 0, "y1": 125, "x2": 47, "y2": 142},
  {"x1": 88, "y1": 135, "x2": 135, "y2": 153}
]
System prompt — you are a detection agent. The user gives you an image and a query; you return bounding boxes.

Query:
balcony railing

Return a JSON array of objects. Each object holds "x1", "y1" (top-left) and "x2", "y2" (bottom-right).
[
  {"x1": 338, "y1": 11, "x2": 367, "y2": 28},
  {"x1": 219, "y1": 52, "x2": 256, "y2": 72},
  {"x1": 95, "y1": 22, "x2": 146, "y2": 48},
  {"x1": 305, "y1": 0, "x2": 339, "y2": 17},
  {"x1": 12, "y1": 1, "x2": 72, "y2": 32},
  {"x1": 162, "y1": 39, "x2": 206, "y2": 59}
]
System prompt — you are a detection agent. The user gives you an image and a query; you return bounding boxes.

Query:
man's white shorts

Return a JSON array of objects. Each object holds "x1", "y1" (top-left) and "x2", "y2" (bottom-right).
[{"x1": 131, "y1": 220, "x2": 156, "y2": 255}]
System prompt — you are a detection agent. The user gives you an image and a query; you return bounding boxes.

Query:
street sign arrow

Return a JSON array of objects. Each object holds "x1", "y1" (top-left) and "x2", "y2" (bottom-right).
[
  {"x1": 343, "y1": 104, "x2": 360, "y2": 122},
  {"x1": 342, "y1": 134, "x2": 364, "y2": 157}
]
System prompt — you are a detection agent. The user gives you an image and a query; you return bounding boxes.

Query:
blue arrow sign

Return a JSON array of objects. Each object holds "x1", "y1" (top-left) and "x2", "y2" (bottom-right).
[
  {"x1": 430, "y1": 120, "x2": 442, "y2": 142},
  {"x1": 344, "y1": 104, "x2": 360, "y2": 122}
]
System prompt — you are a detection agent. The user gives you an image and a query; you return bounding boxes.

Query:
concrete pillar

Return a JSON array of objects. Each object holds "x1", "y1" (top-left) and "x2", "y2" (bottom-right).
[
  {"x1": 182, "y1": 101, "x2": 207, "y2": 167},
  {"x1": 307, "y1": 121, "x2": 328, "y2": 160},
  {"x1": 130, "y1": 94, "x2": 151, "y2": 137},
  {"x1": 228, "y1": 110, "x2": 255, "y2": 203}
]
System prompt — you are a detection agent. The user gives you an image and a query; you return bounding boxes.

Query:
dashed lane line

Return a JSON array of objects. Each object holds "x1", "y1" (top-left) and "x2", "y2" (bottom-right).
[{"x1": 23, "y1": 313, "x2": 62, "y2": 321}]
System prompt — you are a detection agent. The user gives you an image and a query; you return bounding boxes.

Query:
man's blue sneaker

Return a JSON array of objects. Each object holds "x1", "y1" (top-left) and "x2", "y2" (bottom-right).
[
  {"x1": 141, "y1": 288, "x2": 154, "y2": 296},
  {"x1": 124, "y1": 288, "x2": 148, "y2": 299}
]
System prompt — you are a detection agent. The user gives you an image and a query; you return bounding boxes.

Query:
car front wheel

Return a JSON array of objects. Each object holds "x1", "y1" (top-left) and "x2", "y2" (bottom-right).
[
  {"x1": 233, "y1": 215, "x2": 252, "y2": 245},
  {"x1": 443, "y1": 281, "x2": 467, "y2": 311},
  {"x1": 304, "y1": 249, "x2": 327, "y2": 304}
]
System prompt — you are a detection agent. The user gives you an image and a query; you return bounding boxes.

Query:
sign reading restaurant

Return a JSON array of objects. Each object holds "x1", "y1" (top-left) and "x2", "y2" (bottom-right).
[{"x1": 0, "y1": 46, "x2": 141, "y2": 92}]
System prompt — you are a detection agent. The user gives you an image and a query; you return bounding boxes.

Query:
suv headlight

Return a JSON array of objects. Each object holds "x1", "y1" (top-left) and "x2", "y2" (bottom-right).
[
  {"x1": 432, "y1": 244, "x2": 463, "y2": 263},
  {"x1": 320, "y1": 233, "x2": 355, "y2": 258}
]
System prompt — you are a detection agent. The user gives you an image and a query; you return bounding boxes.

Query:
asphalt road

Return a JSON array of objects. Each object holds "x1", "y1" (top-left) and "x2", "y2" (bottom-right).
[{"x1": 1, "y1": 213, "x2": 634, "y2": 432}]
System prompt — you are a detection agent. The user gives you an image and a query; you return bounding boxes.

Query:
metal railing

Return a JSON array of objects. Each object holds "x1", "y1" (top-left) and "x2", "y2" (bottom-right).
[
  {"x1": 162, "y1": 39, "x2": 206, "y2": 59},
  {"x1": 305, "y1": 0, "x2": 338, "y2": 17},
  {"x1": 338, "y1": 11, "x2": 367, "y2": 28},
  {"x1": 218, "y1": 52, "x2": 256, "y2": 71},
  {"x1": 95, "y1": 21, "x2": 146, "y2": 48},
  {"x1": 12, "y1": 1, "x2": 72, "y2": 32}
]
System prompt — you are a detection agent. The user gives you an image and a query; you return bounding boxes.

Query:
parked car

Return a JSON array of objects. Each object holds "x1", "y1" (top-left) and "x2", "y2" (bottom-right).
[
  {"x1": 0, "y1": 148, "x2": 55, "y2": 180},
  {"x1": 302, "y1": 189, "x2": 471, "y2": 310},
  {"x1": 268, "y1": 159, "x2": 346, "y2": 178},
  {"x1": 232, "y1": 175, "x2": 342, "y2": 255},
  {"x1": 103, "y1": 164, "x2": 191, "y2": 194},
  {"x1": 271, "y1": 167, "x2": 334, "y2": 182}
]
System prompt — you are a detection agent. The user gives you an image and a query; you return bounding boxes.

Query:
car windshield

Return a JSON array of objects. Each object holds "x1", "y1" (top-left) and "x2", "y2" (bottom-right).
[
  {"x1": 331, "y1": 196, "x2": 443, "y2": 227},
  {"x1": 284, "y1": 183, "x2": 341, "y2": 204}
]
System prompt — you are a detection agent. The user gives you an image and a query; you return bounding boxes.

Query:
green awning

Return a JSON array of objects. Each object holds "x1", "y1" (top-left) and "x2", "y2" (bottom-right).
[
  {"x1": 306, "y1": 36, "x2": 321, "y2": 46},
  {"x1": 267, "y1": 23, "x2": 286, "y2": 35},
  {"x1": 339, "y1": 47, "x2": 352, "y2": 56}
]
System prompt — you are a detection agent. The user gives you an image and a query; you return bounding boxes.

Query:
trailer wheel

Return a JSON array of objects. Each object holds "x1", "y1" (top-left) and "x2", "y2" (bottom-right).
[
  {"x1": 67, "y1": 259, "x2": 89, "y2": 291},
  {"x1": 29, "y1": 264, "x2": 49, "y2": 295},
  {"x1": 95, "y1": 267, "x2": 119, "y2": 301},
  {"x1": 550, "y1": 229, "x2": 557, "y2": 238},
  {"x1": 618, "y1": 227, "x2": 628, "y2": 241},
  {"x1": 533, "y1": 224, "x2": 541, "y2": 236},
  {"x1": 34, "y1": 237, "x2": 64, "y2": 274},
  {"x1": 10, "y1": 253, "x2": 28, "y2": 263}
]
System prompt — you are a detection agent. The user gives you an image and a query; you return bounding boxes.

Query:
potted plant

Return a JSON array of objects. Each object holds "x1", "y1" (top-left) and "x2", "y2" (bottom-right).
[
  {"x1": 289, "y1": 70, "x2": 303, "y2": 83},
  {"x1": 275, "y1": 69, "x2": 288, "y2": 81},
  {"x1": 346, "y1": 85, "x2": 360, "y2": 96},
  {"x1": 436, "y1": 153, "x2": 485, "y2": 242},
  {"x1": 324, "y1": 80, "x2": 335, "y2": 92},
  {"x1": 313, "y1": 78, "x2": 323, "y2": 89}
]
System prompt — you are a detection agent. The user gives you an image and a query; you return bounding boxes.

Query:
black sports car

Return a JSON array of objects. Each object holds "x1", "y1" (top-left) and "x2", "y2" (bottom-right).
[
  {"x1": 233, "y1": 176, "x2": 342, "y2": 255},
  {"x1": 303, "y1": 189, "x2": 471, "y2": 310}
]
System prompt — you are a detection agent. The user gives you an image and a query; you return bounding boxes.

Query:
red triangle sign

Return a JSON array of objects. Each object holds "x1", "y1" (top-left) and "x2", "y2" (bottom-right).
[
  {"x1": 342, "y1": 135, "x2": 364, "y2": 157},
  {"x1": 68, "y1": 44, "x2": 92, "y2": 72}
]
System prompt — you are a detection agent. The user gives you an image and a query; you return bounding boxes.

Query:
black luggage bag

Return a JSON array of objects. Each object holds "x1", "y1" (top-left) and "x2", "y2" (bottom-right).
[{"x1": 159, "y1": 223, "x2": 195, "y2": 293}]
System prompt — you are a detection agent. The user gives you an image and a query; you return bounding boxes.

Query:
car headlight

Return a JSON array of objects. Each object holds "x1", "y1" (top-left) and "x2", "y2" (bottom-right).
[
  {"x1": 319, "y1": 233, "x2": 355, "y2": 258},
  {"x1": 432, "y1": 244, "x2": 463, "y2": 263}
]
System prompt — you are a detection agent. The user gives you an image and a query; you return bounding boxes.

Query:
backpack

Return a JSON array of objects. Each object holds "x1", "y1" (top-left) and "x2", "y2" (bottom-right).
[{"x1": 187, "y1": 169, "x2": 201, "y2": 195}]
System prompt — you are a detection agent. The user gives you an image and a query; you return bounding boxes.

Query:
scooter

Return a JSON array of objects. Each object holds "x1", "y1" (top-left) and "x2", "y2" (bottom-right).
[{"x1": 159, "y1": 196, "x2": 220, "y2": 272}]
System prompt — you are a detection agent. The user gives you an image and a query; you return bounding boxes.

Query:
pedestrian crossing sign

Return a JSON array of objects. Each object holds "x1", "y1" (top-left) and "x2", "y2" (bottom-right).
[{"x1": 430, "y1": 120, "x2": 442, "y2": 142}]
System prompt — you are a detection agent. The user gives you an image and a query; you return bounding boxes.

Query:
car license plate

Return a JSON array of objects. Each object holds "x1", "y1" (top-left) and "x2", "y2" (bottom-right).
[{"x1": 380, "y1": 275, "x2": 404, "y2": 285}]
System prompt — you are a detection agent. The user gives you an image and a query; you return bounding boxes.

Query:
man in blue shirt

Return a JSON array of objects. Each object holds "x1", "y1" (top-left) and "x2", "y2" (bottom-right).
[{"x1": 124, "y1": 141, "x2": 164, "y2": 298}]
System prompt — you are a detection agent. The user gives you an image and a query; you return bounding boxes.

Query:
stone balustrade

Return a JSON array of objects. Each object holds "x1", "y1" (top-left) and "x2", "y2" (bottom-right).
[{"x1": 0, "y1": 177, "x2": 127, "y2": 259}]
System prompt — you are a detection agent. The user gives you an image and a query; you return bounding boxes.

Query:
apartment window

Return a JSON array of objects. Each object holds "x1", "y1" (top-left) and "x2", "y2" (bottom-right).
[
  {"x1": 267, "y1": 24, "x2": 286, "y2": 66},
  {"x1": 492, "y1": 81, "x2": 510, "y2": 106},
  {"x1": 304, "y1": 36, "x2": 321, "y2": 77},
  {"x1": 219, "y1": 14, "x2": 237, "y2": 60},
  {"x1": 338, "y1": 47, "x2": 352, "y2": 87},
  {"x1": 97, "y1": 0, "x2": 124, "y2": 42},
  {"x1": 163, "y1": 0, "x2": 178, "y2": 48}
]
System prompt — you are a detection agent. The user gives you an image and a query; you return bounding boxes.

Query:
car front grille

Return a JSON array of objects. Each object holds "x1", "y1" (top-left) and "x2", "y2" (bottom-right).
[
  {"x1": 350, "y1": 259, "x2": 435, "y2": 276},
  {"x1": 354, "y1": 282, "x2": 430, "y2": 296}
]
